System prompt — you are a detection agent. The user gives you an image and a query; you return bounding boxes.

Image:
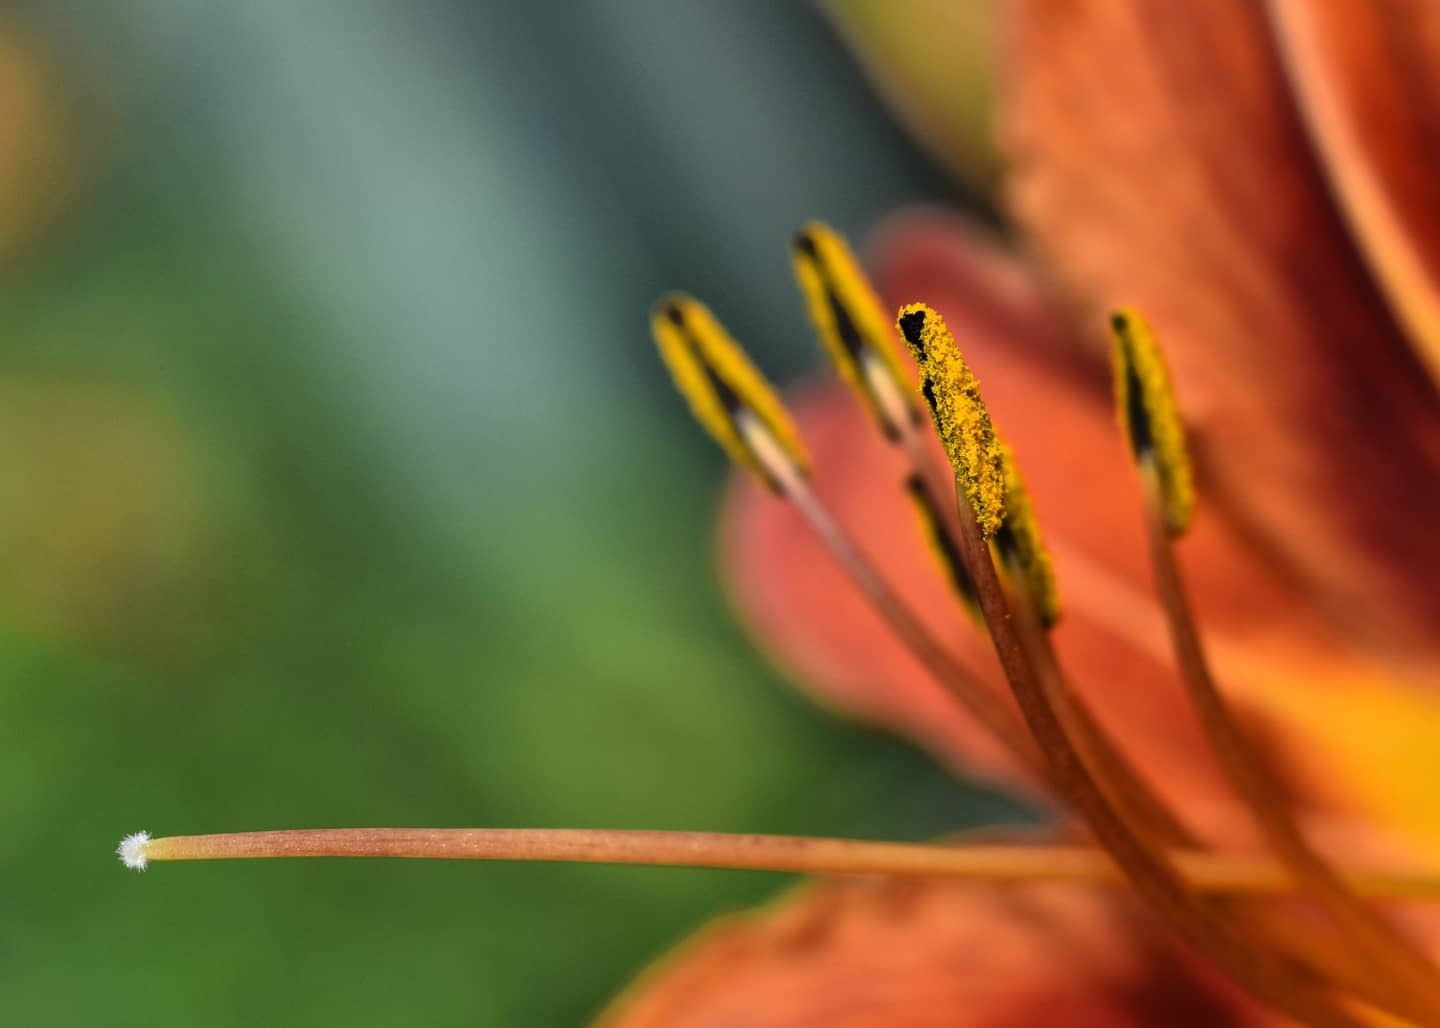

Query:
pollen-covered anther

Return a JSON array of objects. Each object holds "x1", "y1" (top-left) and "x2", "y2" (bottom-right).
[
  {"x1": 992, "y1": 442, "x2": 1060, "y2": 628},
  {"x1": 651, "y1": 294, "x2": 809, "y2": 492},
  {"x1": 1109, "y1": 307, "x2": 1194, "y2": 534},
  {"x1": 791, "y1": 222, "x2": 919, "y2": 440},
  {"x1": 895, "y1": 303, "x2": 1006, "y2": 538}
]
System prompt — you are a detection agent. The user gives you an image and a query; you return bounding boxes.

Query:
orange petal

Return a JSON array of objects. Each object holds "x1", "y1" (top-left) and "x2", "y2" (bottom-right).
[
  {"x1": 600, "y1": 876, "x2": 1267, "y2": 1027},
  {"x1": 817, "y1": 0, "x2": 1002, "y2": 191},
  {"x1": 0, "y1": 18, "x2": 82, "y2": 264},
  {"x1": 1267, "y1": 0, "x2": 1440, "y2": 390},
  {"x1": 1003, "y1": 0, "x2": 1440, "y2": 661}
]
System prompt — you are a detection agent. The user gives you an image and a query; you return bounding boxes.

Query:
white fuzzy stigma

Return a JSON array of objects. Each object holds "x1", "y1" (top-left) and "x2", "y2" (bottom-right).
[{"x1": 118, "y1": 831, "x2": 151, "y2": 871}]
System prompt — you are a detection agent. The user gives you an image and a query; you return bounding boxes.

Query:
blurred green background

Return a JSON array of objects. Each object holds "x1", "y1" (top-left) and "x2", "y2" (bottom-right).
[{"x1": 0, "y1": 3, "x2": 1018, "y2": 1024}]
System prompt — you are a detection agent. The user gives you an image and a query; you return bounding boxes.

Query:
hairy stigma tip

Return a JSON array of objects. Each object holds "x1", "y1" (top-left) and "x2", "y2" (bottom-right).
[{"x1": 118, "y1": 831, "x2": 151, "y2": 871}]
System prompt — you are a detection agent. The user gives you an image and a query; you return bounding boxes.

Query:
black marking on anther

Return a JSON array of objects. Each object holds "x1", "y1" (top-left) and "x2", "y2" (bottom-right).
[
  {"x1": 897, "y1": 308, "x2": 928, "y2": 355},
  {"x1": 920, "y1": 378, "x2": 938, "y2": 415},
  {"x1": 800, "y1": 236, "x2": 908, "y2": 440},
  {"x1": 1119, "y1": 336, "x2": 1154, "y2": 457},
  {"x1": 905, "y1": 473, "x2": 981, "y2": 610},
  {"x1": 993, "y1": 519, "x2": 1019, "y2": 561},
  {"x1": 828, "y1": 289, "x2": 866, "y2": 363},
  {"x1": 674, "y1": 315, "x2": 788, "y2": 494},
  {"x1": 704, "y1": 360, "x2": 743, "y2": 417},
  {"x1": 669, "y1": 309, "x2": 744, "y2": 418}
]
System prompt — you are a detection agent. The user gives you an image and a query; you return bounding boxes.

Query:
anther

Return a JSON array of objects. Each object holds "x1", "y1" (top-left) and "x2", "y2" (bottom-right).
[
  {"x1": 896, "y1": 303, "x2": 1006, "y2": 538},
  {"x1": 1109, "y1": 308, "x2": 1193, "y2": 534},
  {"x1": 790, "y1": 222, "x2": 919, "y2": 439},
  {"x1": 651, "y1": 293, "x2": 809, "y2": 492}
]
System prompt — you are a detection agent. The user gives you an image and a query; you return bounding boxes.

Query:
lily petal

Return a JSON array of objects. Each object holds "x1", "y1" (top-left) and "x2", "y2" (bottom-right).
[
  {"x1": 817, "y1": 0, "x2": 1002, "y2": 191},
  {"x1": 1003, "y1": 0, "x2": 1440, "y2": 659},
  {"x1": 1267, "y1": 0, "x2": 1440, "y2": 389},
  {"x1": 600, "y1": 875, "x2": 1266, "y2": 1027},
  {"x1": 0, "y1": 18, "x2": 77, "y2": 264}
]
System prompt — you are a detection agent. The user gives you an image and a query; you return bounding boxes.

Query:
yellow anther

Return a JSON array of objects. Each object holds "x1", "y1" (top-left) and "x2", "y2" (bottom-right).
[
  {"x1": 651, "y1": 293, "x2": 809, "y2": 490},
  {"x1": 993, "y1": 442, "x2": 1061, "y2": 628},
  {"x1": 895, "y1": 303, "x2": 1005, "y2": 538},
  {"x1": 791, "y1": 222, "x2": 919, "y2": 440},
  {"x1": 1109, "y1": 308, "x2": 1194, "y2": 534},
  {"x1": 903, "y1": 474, "x2": 981, "y2": 619}
]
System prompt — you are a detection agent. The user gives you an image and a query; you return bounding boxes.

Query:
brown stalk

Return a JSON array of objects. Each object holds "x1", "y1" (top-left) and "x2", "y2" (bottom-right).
[
  {"x1": 998, "y1": 546, "x2": 1433, "y2": 1023},
  {"x1": 999, "y1": 554, "x2": 1193, "y2": 845},
  {"x1": 904, "y1": 421, "x2": 1410, "y2": 1017},
  {"x1": 842, "y1": 382, "x2": 1412, "y2": 1017},
  {"x1": 947, "y1": 475, "x2": 1366, "y2": 1028},
  {"x1": 1138, "y1": 459, "x2": 1440, "y2": 1022},
  {"x1": 737, "y1": 409, "x2": 1047, "y2": 784}
]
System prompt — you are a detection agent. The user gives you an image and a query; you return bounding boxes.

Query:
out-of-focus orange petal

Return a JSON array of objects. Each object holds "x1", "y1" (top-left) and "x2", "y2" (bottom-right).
[
  {"x1": 599, "y1": 875, "x2": 1266, "y2": 1028},
  {"x1": 1267, "y1": 0, "x2": 1440, "y2": 390},
  {"x1": 0, "y1": 17, "x2": 81, "y2": 264},
  {"x1": 1003, "y1": 0, "x2": 1440, "y2": 661},
  {"x1": 817, "y1": 0, "x2": 1001, "y2": 192}
]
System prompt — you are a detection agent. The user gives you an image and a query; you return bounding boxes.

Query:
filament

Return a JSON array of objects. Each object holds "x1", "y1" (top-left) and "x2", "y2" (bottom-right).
[{"x1": 1138, "y1": 458, "x2": 1440, "y2": 1020}]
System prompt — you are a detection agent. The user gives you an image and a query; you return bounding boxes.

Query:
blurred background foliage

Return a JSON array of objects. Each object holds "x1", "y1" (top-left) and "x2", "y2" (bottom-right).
[{"x1": 0, "y1": 2, "x2": 1018, "y2": 1024}]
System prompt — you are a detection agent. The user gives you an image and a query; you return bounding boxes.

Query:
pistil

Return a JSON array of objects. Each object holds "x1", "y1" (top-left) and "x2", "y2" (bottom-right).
[{"x1": 116, "y1": 828, "x2": 1440, "y2": 901}]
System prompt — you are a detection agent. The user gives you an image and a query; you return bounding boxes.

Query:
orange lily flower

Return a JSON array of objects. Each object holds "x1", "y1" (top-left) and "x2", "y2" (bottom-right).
[
  {"x1": 120, "y1": 4, "x2": 1440, "y2": 1023},
  {"x1": 598, "y1": 3, "x2": 1440, "y2": 1024}
]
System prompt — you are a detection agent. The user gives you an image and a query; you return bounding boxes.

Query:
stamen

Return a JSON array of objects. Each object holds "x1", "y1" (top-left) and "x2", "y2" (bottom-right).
[
  {"x1": 918, "y1": 339, "x2": 1362, "y2": 1026},
  {"x1": 652, "y1": 294, "x2": 809, "y2": 492},
  {"x1": 117, "y1": 828, "x2": 1440, "y2": 900},
  {"x1": 896, "y1": 303, "x2": 1006, "y2": 538},
  {"x1": 1109, "y1": 309, "x2": 1193, "y2": 533},
  {"x1": 751, "y1": 420, "x2": 1046, "y2": 783},
  {"x1": 992, "y1": 501, "x2": 1196, "y2": 849},
  {"x1": 1134, "y1": 454, "x2": 1440, "y2": 1019},
  {"x1": 791, "y1": 222, "x2": 920, "y2": 441},
  {"x1": 1106, "y1": 310, "x2": 1440, "y2": 1015},
  {"x1": 983, "y1": 444, "x2": 1206, "y2": 850},
  {"x1": 651, "y1": 293, "x2": 1041, "y2": 780},
  {"x1": 788, "y1": 235, "x2": 984, "y2": 618}
]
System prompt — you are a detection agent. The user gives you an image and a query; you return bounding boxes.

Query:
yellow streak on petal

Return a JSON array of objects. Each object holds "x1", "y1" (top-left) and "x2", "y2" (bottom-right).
[
  {"x1": 652, "y1": 294, "x2": 809, "y2": 485},
  {"x1": 1233, "y1": 664, "x2": 1440, "y2": 862},
  {"x1": 791, "y1": 222, "x2": 918, "y2": 437},
  {"x1": 1110, "y1": 307, "x2": 1194, "y2": 534},
  {"x1": 997, "y1": 441, "x2": 1061, "y2": 628},
  {"x1": 896, "y1": 303, "x2": 1005, "y2": 537}
]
